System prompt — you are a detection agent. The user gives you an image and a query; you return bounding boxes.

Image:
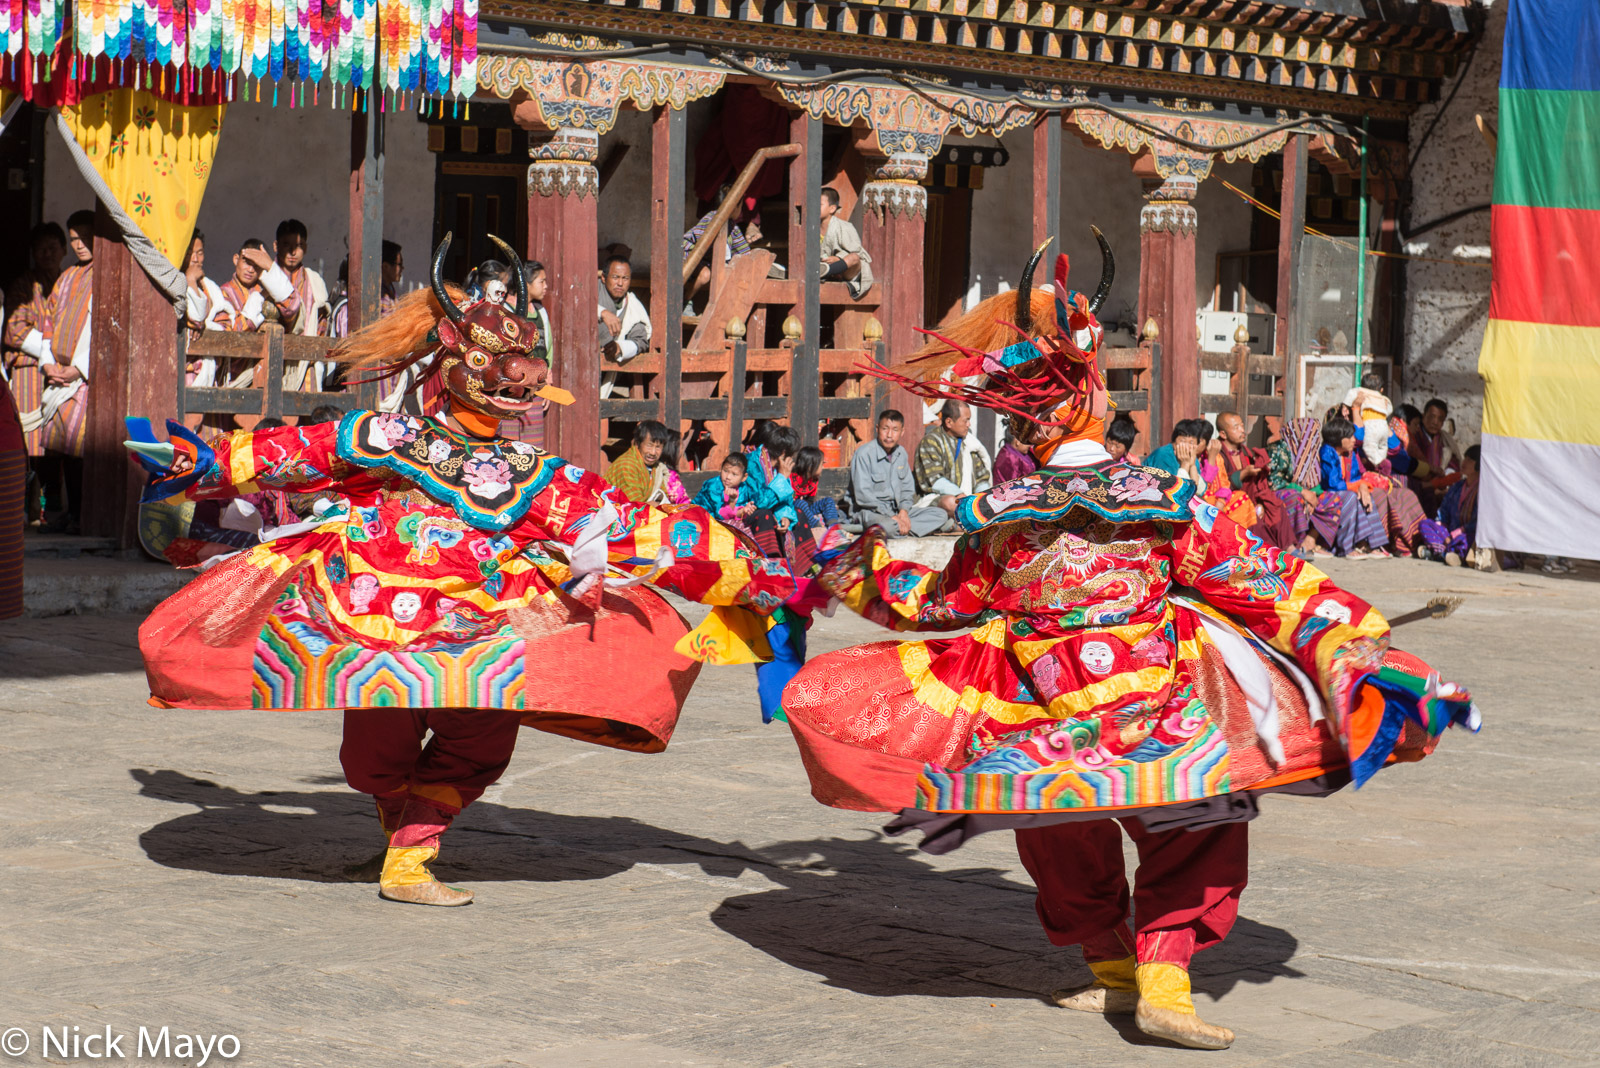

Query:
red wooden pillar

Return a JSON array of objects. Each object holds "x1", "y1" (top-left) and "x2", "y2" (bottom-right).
[
  {"x1": 1032, "y1": 114, "x2": 1061, "y2": 250},
  {"x1": 859, "y1": 147, "x2": 930, "y2": 452},
  {"x1": 82, "y1": 201, "x2": 180, "y2": 546},
  {"x1": 1136, "y1": 154, "x2": 1200, "y2": 434},
  {"x1": 522, "y1": 121, "x2": 600, "y2": 472}
]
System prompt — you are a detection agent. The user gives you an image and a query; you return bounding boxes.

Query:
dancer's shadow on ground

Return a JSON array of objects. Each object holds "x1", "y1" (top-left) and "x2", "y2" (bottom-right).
[
  {"x1": 133, "y1": 768, "x2": 1300, "y2": 1009},
  {"x1": 708, "y1": 836, "x2": 1302, "y2": 1006}
]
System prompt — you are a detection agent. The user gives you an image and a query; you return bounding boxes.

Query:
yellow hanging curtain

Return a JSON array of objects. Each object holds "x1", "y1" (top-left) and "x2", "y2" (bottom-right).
[{"x1": 59, "y1": 90, "x2": 226, "y2": 270}]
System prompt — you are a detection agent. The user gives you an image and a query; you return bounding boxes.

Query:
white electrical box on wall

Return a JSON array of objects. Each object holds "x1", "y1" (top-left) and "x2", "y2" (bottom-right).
[{"x1": 1196, "y1": 311, "x2": 1275, "y2": 355}]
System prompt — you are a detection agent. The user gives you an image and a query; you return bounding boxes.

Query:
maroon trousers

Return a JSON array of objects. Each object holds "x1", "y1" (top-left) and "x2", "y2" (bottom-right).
[
  {"x1": 1014, "y1": 818, "x2": 1249, "y2": 968},
  {"x1": 340, "y1": 707, "x2": 523, "y2": 849}
]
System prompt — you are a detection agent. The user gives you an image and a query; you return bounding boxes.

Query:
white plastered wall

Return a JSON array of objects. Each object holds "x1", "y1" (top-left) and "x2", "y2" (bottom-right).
[
  {"x1": 1401, "y1": 0, "x2": 1500, "y2": 446},
  {"x1": 43, "y1": 99, "x2": 435, "y2": 296}
]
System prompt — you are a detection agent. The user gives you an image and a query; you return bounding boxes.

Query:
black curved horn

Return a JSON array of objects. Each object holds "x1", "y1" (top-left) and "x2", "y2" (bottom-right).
[
  {"x1": 431, "y1": 233, "x2": 467, "y2": 324},
  {"x1": 486, "y1": 233, "x2": 528, "y2": 317},
  {"x1": 1088, "y1": 225, "x2": 1115, "y2": 315},
  {"x1": 1016, "y1": 237, "x2": 1052, "y2": 334}
]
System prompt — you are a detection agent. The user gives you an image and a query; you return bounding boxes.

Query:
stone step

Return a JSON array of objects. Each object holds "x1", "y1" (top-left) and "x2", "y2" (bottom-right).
[
  {"x1": 22, "y1": 555, "x2": 191, "y2": 617},
  {"x1": 22, "y1": 532, "x2": 124, "y2": 558},
  {"x1": 883, "y1": 533, "x2": 957, "y2": 570}
]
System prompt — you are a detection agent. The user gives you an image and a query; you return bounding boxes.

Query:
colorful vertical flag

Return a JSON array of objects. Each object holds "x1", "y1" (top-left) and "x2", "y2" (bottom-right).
[{"x1": 1477, "y1": 0, "x2": 1600, "y2": 558}]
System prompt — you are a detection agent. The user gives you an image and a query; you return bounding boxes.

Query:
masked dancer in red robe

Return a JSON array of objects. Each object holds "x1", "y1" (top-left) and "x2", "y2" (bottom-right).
[
  {"x1": 125, "y1": 234, "x2": 795, "y2": 907},
  {"x1": 782, "y1": 233, "x2": 1477, "y2": 1049}
]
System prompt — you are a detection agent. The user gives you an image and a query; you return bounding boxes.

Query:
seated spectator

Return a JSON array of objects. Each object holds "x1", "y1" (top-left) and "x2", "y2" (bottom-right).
[
  {"x1": 693, "y1": 451, "x2": 784, "y2": 549},
  {"x1": 993, "y1": 432, "x2": 1037, "y2": 482},
  {"x1": 305, "y1": 404, "x2": 345, "y2": 425},
  {"x1": 1193, "y1": 417, "x2": 1221, "y2": 490},
  {"x1": 598, "y1": 255, "x2": 650, "y2": 399},
  {"x1": 180, "y1": 229, "x2": 226, "y2": 356},
  {"x1": 1350, "y1": 415, "x2": 1428, "y2": 556},
  {"x1": 1145, "y1": 420, "x2": 1209, "y2": 495},
  {"x1": 745, "y1": 421, "x2": 801, "y2": 532},
  {"x1": 1268, "y1": 416, "x2": 1340, "y2": 558},
  {"x1": 1421, "y1": 444, "x2": 1482, "y2": 568},
  {"x1": 605, "y1": 420, "x2": 673, "y2": 504},
  {"x1": 914, "y1": 399, "x2": 992, "y2": 516},
  {"x1": 1217, "y1": 411, "x2": 1298, "y2": 553},
  {"x1": 790, "y1": 444, "x2": 840, "y2": 538},
  {"x1": 1318, "y1": 414, "x2": 1391, "y2": 558},
  {"x1": 1407, "y1": 397, "x2": 1465, "y2": 514},
  {"x1": 1104, "y1": 415, "x2": 1140, "y2": 464},
  {"x1": 683, "y1": 187, "x2": 764, "y2": 313},
  {"x1": 657, "y1": 430, "x2": 691, "y2": 506},
  {"x1": 847, "y1": 409, "x2": 947, "y2": 537},
  {"x1": 819, "y1": 187, "x2": 873, "y2": 298}
]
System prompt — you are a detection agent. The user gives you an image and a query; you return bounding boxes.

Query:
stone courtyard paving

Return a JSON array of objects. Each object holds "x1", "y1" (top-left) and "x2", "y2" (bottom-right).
[{"x1": 2, "y1": 557, "x2": 1598, "y2": 1067}]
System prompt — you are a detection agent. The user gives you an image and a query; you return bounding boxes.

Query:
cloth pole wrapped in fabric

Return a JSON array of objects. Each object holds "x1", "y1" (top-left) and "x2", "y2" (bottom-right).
[{"x1": 1477, "y1": 0, "x2": 1600, "y2": 558}]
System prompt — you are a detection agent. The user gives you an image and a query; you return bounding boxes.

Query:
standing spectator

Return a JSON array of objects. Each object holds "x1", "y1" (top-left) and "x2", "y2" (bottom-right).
[
  {"x1": 32, "y1": 209, "x2": 96, "y2": 529},
  {"x1": 819, "y1": 187, "x2": 873, "y2": 298},
  {"x1": 500, "y1": 259, "x2": 553, "y2": 448},
  {"x1": 598, "y1": 255, "x2": 650, "y2": 399},
  {"x1": 914, "y1": 399, "x2": 992, "y2": 517},
  {"x1": 604, "y1": 420, "x2": 673, "y2": 503},
  {"x1": 0, "y1": 374, "x2": 24, "y2": 616},
  {"x1": 3, "y1": 221, "x2": 67, "y2": 475},
  {"x1": 848, "y1": 409, "x2": 946, "y2": 537},
  {"x1": 1104, "y1": 415, "x2": 1141, "y2": 464},
  {"x1": 331, "y1": 241, "x2": 402, "y2": 338},
  {"x1": 993, "y1": 432, "x2": 1037, "y2": 482},
  {"x1": 212, "y1": 239, "x2": 271, "y2": 332},
  {"x1": 180, "y1": 230, "x2": 229, "y2": 387},
  {"x1": 465, "y1": 259, "x2": 512, "y2": 305},
  {"x1": 1318, "y1": 414, "x2": 1391, "y2": 558},
  {"x1": 1216, "y1": 411, "x2": 1298, "y2": 552},
  {"x1": 263, "y1": 219, "x2": 331, "y2": 338}
]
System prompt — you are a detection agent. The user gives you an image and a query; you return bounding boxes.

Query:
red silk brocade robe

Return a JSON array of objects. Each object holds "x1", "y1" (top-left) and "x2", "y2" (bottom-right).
[
  {"x1": 783, "y1": 461, "x2": 1472, "y2": 833},
  {"x1": 139, "y1": 411, "x2": 794, "y2": 752}
]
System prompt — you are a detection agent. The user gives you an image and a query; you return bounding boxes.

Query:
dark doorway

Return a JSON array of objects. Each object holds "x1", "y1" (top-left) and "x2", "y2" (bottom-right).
[{"x1": 427, "y1": 103, "x2": 529, "y2": 283}]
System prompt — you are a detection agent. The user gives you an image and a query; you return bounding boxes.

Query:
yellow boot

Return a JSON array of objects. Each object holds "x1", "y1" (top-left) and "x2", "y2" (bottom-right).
[
  {"x1": 1052, "y1": 955, "x2": 1138, "y2": 1014},
  {"x1": 1133, "y1": 963, "x2": 1234, "y2": 1050},
  {"x1": 377, "y1": 846, "x2": 474, "y2": 906}
]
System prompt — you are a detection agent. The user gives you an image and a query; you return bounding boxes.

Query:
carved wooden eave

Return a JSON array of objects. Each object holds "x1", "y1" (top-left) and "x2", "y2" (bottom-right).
[{"x1": 482, "y1": 0, "x2": 1481, "y2": 122}]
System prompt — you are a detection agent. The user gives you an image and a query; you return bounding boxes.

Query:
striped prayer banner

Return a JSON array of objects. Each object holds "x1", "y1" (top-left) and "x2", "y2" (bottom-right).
[{"x1": 1477, "y1": 0, "x2": 1600, "y2": 558}]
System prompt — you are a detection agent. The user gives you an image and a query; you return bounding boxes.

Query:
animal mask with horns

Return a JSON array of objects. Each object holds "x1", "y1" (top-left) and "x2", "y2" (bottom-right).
[{"x1": 861, "y1": 227, "x2": 1114, "y2": 458}]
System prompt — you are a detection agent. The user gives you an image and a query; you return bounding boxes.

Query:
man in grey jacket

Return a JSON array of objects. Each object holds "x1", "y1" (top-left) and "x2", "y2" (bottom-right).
[{"x1": 848, "y1": 409, "x2": 947, "y2": 537}]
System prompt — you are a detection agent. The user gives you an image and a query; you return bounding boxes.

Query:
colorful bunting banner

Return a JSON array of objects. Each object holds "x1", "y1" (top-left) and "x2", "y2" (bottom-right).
[{"x1": 0, "y1": 0, "x2": 475, "y2": 101}]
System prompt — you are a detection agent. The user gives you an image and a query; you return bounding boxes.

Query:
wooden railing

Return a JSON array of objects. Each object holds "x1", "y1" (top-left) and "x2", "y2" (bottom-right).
[
  {"x1": 1199, "y1": 341, "x2": 1286, "y2": 431},
  {"x1": 178, "y1": 324, "x2": 375, "y2": 423},
  {"x1": 1100, "y1": 341, "x2": 1162, "y2": 454}
]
